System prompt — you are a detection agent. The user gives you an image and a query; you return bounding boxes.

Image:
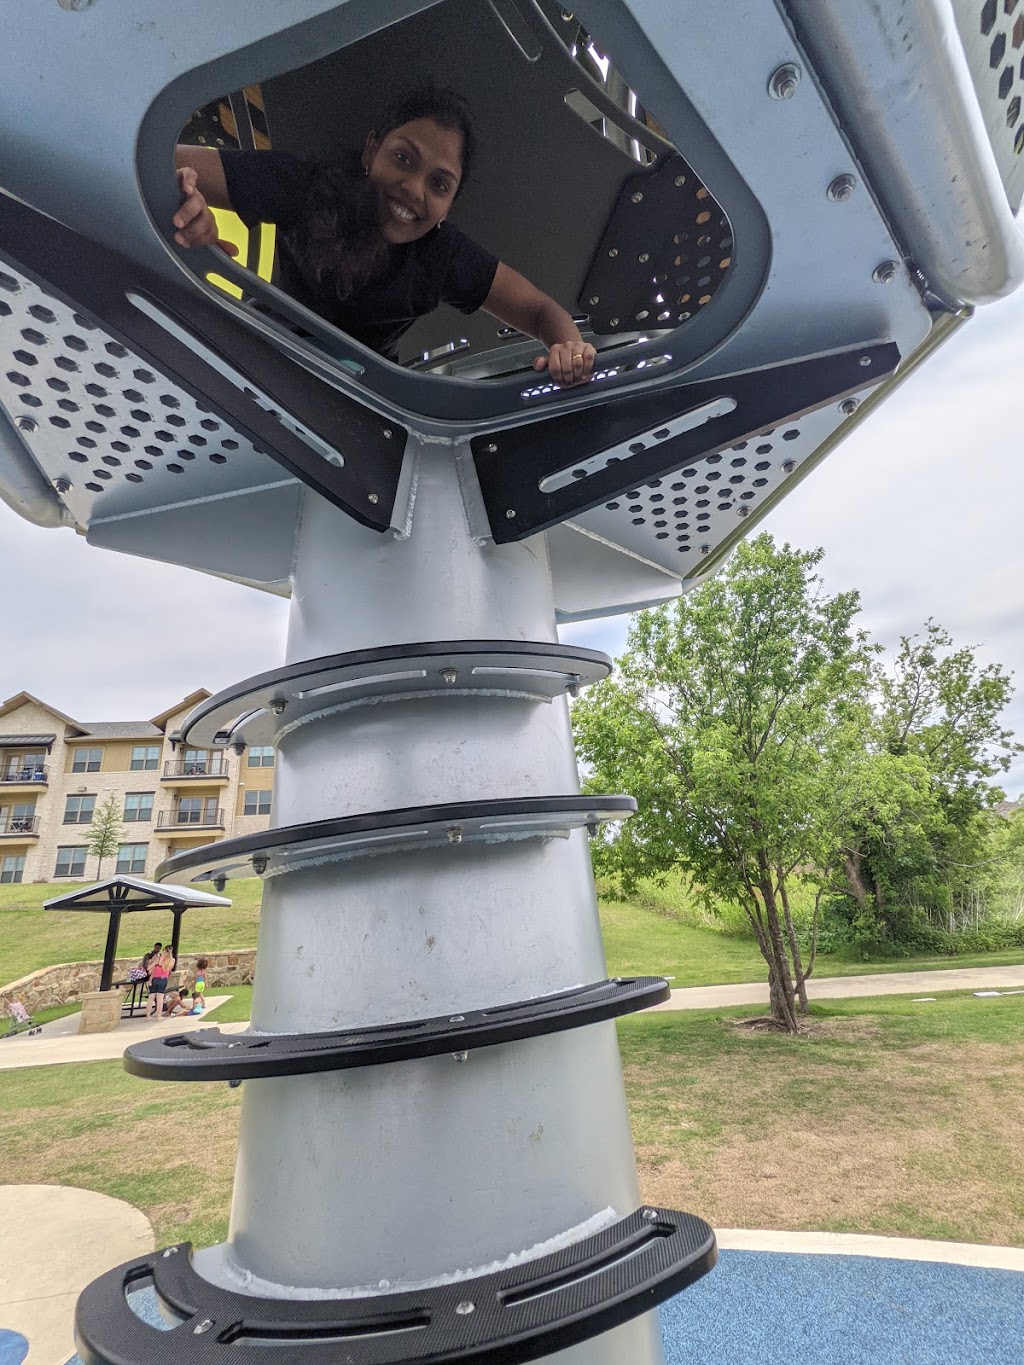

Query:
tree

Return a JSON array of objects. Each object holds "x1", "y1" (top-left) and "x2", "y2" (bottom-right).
[
  {"x1": 572, "y1": 534, "x2": 876, "y2": 1033},
  {"x1": 86, "y1": 793, "x2": 124, "y2": 880}
]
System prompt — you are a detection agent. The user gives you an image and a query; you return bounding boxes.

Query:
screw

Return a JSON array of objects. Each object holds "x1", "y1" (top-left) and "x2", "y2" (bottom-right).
[
  {"x1": 193, "y1": 1319, "x2": 214, "y2": 1336},
  {"x1": 484, "y1": 442, "x2": 498, "y2": 454},
  {"x1": 453, "y1": 1050, "x2": 469, "y2": 1063},
  {"x1": 270, "y1": 698, "x2": 287, "y2": 715},
  {"x1": 505, "y1": 508, "x2": 516, "y2": 519},
  {"x1": 368, "y1": 493, "x2": 379, "y2": 504},
  {"x1": 251, "y1": 855, "x2": 268, "y2": 876},
  {"x1": 455, "y1": 1301, "x2": 475, "y2": 1316},
  {"x1": 768, "y1": 63, "x2": 801, "y2": 99},
  {"x1": 608, "y1": 248, "x2": 619, "y2": 258},
  {"x1": 54, "y1": 477, "x2": 72, "y2": 494},
  {"x1": 447, "y1": 826, "x2": 464, "y2": 844},
  {"x1": 872, "y1": 260, "x2": 899, "y2": 284},
  {"x1": 609, "y1": 317, "x2": 620, "y2": 327},
  {"x1": 858, "y1": 355, "x2": 872, "y2": 367},
  {"x1": 16, "y1": 416, "x2": 37, "y2": 433},
  {"x1": 782, "y1": 459, "x2": 797, "y2": 473},
  {"x1": 827, "y1": 174, "x2": 857, "y2": 202},
  {"x1": 630, "y1": 191, "x2": 643, "y2": 204},
  {"x1": 589, "y1": 295, "x2": 600, "y2": 305},
  {"x1": 840, "y1": 397, "x2": 859, "y2": 415},
  {"x1": 382, "y1": 428, "x2": 393, "y2": 438},
  {"x1": 440, "y1": 667, "x2": 458, "y2": 685},
  {"x1": 674, "y1": 174, "x2": 686, "y2": 187}
]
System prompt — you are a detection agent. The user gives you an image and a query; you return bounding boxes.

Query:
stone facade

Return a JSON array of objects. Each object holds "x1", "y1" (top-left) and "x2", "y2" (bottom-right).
[
  {"x1": 0, "y1": 948, "x2": 256, "y2": 1016},
  {"x1": 0, "y1": 689, "x2": 275, "y2": 884}
]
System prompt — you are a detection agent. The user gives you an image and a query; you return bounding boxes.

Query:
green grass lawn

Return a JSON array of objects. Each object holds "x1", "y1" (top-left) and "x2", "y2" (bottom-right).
[{"x1": 2, "y1": 991, "x2": 1020, "y2": 1248}]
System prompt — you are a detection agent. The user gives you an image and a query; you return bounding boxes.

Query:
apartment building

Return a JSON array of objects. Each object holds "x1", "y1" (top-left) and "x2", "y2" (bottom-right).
[{"x1": 0, "y1": 690, "x2": 273, "y2": 884}]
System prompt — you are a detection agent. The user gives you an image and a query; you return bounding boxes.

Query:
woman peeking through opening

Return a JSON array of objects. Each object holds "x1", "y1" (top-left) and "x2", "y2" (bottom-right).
[{"x1": 173, "y1": 86, "x2": 596, "y2": 387}]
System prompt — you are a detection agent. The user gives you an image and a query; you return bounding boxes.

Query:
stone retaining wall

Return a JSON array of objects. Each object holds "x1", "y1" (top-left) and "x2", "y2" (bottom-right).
[{"x1": 0, "y1": 949, "x2": 256, "y2": 1016}]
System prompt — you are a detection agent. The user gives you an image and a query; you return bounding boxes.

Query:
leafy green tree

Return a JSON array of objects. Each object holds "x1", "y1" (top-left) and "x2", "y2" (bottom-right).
[
  {"x1": 572, "y1": 534, "x2": 876, "y2": 1033},
  {"x1": 85, "y1": 793, "x2": 124, "y2": 881}
]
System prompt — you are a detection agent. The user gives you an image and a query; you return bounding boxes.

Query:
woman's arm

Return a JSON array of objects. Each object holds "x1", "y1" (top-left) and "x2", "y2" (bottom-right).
[
  {"x1": 172, "y1": 145, "x2": 238, "y2": 254},
  {"x1": 482, "y1": 261, "x2": 596, "y2": 388}
]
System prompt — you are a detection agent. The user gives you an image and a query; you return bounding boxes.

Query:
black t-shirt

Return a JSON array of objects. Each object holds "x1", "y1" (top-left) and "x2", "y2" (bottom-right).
[{"x1": 221, "y1": 149, "x2": 499, "y2": 359}]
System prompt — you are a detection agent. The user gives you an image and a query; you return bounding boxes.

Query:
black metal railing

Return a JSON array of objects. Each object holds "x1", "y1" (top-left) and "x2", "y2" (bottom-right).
[
  {"x1": 0, "y1": 815, "x2": 39, "y2": 835},
  {"x1": 157, "y1": 808, "x2": 224, "y2": 828},
  {"x1": 162, "y1": 760, "x2": 229, "y2": 779},
  {"x1": 0, "y1": 765, "x2": 48, "y2": 784}
]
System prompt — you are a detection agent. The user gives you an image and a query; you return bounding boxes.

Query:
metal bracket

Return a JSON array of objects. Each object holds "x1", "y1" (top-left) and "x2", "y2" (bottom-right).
[{"x1": 472, "y1": 340, "x2": 900, "y2": 542}]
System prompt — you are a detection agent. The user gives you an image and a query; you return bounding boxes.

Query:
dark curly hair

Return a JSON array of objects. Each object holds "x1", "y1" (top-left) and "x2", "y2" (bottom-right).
[{"x1": 284, "y1": 85, "x2": 477, "y2": 302}]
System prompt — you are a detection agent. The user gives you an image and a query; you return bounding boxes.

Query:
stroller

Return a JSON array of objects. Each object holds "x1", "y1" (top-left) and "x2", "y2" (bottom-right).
[{"x1": 3, "y1": 1000, "x2": 41, "y2": 1038}]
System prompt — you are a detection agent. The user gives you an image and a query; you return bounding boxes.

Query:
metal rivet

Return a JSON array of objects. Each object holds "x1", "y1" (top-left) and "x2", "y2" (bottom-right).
[
  {"x1": 768, "y1": 63, "x2": 801, "y2": 99},
  {"x1": 609, "y1": 317, "x2": 620, "y2": 327},
  {"x1": 782, "y1": 459, "x2": 797, "y2": 473},
  {"x1": 608, "y1": 248, "x2": 619, "y2": 258},
  {"x1": 872, "y1": 260, "x2": 899, "y2": 284},
  {"x1": 589, "y1": 295, "x2": 600, "y2": 305},
  {"x1": 251, "y1": 855, "x2": 268, "y2": 876},
  {"x1": 270, "y1": 698, "x2": 287, "y2": 715},
  {"x1": 16, "y1": 416, "x2": 37, "y2": 433},
  {"x1": 674, "y1": 175, "x2": 686, "y2": 187},
  {"x1": 630, "y1": 191, "x2": 643, "y2": 204},
  {"x1": 638, "y1": 253, "x2": 649, "y2": 264},
  {"x1": 440, "y1": 667, "x2": 458, "y2": 685},
  {"x1": 505, "y1": 508, "x2": 516, "y2": 519},
  {"x1": 447, "y1": 826, "x2": 464, "y2": 844},
  {"x1": 858, "y1": 355, "x2": 872, "y2": 367},
  {"x1": 840, "y1": 397, "x2": 859, "y2": 415},
  {"x1": 827, "y1": 174, "x2": 857, "y2": 202},
  {"x1": 368, "y1": 493, "x2": 379, "y2": 504},
  {"x1": 54, "y1": 477, "x2": 72, "y2": 494},
  {"x1": 452, "y1": 1050, "x2": 469, "y2": 1063},
  {"x1": 484, "y1": 442, "x2": 498, "y2": 453},
  {"x1": 455, "y1": 1301, "x2": 475, "y2": 1316}
]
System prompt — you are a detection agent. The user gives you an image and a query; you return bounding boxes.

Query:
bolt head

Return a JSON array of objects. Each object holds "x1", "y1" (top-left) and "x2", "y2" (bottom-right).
[
  {"x1": 608, "y1": 248, "x2": 619, "y2": 258},
  {"x1": 840, "y1": 397, "x2": 859, "y2": 415},
  {"x1": 484, "y1": 442, "x2": 498, "y2": 454},
  {"x1": 58, "y1": 0, "x2": 95, "y2": 9},
  {"x1": 700, "y1": 544, "x2": 711, "y2": 556},
  {"x1": 16, "y1": 416, "x2": 37, "y2": 433},
  {"x1": 270, "y1": 698, "x2": 287, "y2": 715},
  {"x1": 768, "y1": 63, "x2": 801, "y2": 99},
  {"x1": 872, "y1": 260, "x2": 899, "y2": 285},
  {"x1": 455, "y1": 1301, "x2": 475, "y2": 1316},
  {"x1": 382, "y1": 428, "x2": 393, "y2": 439},
  {"x1": 440, "y1": 667, "x2": 458, "y2": 685},
  {"x1": 193, "y1": 1319, "x2": 214, "y2": 1336},
  {"x1": 589, "y1": 295, "x2": 600, "y2": 305},
  {"x1": 674, "y1": 174, "x2": 686, "y2": 187},
  {"x1": 447, "y1": 826, "x2": 464, "y2": 844},
  {"x1": 452, "y1": 1050, "x2": 469, "y2": 1063},
  {"x1": 827, "y1": 174, "x2": 857, "y2": 202},
  {"x1": 630, "y1": 191, "x2": 643, "y2": 204},
  {"x1": 449, "y1": 1014, "x2": 465, "y2": 1023},
  {"x1": 609, "y1": 317, "x2": 620, "y2": 327},
  {"x1": 53, "y1": 477, "x2": 72, "y2": 494},
  {"x1": 505, "y1": 508, "x2": 516, "y2": 519},
  {"x1": 782, "y1": 459, "x2": 797, "y2": 473},
  {"x1": 368, "y1": 492, "x2": 379, "y2": 505},
  {"x1": 858, "y1": 355, "x2": 872, "y2": 367},
  {"x1": 638, "y1": 253, "x2": 649, "y2": 264},
  {"x1": 251, "y1": 855, "x2": 268, "y2": 876}
]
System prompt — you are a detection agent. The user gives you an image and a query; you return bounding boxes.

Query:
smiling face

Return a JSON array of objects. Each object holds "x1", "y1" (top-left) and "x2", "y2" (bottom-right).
[{"x1": 362, "y1": 116, "x2": 464, "y2": 244}]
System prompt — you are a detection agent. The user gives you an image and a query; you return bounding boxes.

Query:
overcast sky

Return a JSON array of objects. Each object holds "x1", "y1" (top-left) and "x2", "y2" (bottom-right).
[{"x1": 2, "y1": 286, "x2": 1022, "y2": 793}]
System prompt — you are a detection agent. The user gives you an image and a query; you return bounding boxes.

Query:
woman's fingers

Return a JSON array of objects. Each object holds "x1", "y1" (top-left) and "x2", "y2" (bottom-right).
[{"x1": 173, "y1": 166, "x2": 227, "y2": 250}]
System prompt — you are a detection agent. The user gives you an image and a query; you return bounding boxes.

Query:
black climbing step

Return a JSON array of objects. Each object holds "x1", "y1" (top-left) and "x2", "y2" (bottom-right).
[
  {"x1": 177, "y1": 640, "x2": 613, "y2": 751},
  {"x1": 123, "y1": 976, "x2": 670, "y2": 1081},
  {"x1": 154, "y1": 795, "x2": 637, "y2": 886},
  {"x1": 74, "y1": 1206, "x2": 717, "y2": 1365}
]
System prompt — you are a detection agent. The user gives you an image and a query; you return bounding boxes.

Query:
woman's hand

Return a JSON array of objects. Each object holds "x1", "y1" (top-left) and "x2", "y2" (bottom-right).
[
  {"x1": 534, "y1": 341, "x2": 596, "y2": 388},
  {"x1": 173, "y1": 167, "x2": 239, "y2": 256}
]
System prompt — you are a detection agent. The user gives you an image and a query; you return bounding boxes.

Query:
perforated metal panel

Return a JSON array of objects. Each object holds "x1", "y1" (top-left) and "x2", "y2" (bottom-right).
[
  {"x1": 0, "y1": 264, "x2": 292, "y2": 531},
  {"x1": 953, "y1": 0, "x2": 1024, "y2": 211}
]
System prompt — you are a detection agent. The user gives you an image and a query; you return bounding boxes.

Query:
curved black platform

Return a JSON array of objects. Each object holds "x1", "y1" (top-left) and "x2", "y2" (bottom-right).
[
  {"x1": 155, "y1": 795, "x2": 636, "y2": 885},
  {"x1": 123, "y1": 976, "x2": 670, "y2": 1082},
  {"x1": 74, "y1": 1206, "x2": 717, "y2": 1365},
  {"x1": 177, "y1": 641, "x2": 613, "y2": 751}
]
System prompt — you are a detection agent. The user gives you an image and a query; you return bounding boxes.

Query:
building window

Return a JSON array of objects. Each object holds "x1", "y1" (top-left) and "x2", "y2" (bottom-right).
[
  {"x1": 1, "y1": 802, "x2": 36, "y2": 834},
  {"x1": 55, "y1": 846, "x2": 87, "y2": 878},
  {"x1": 3, "y1": 751, "x2": 46, "y2": 780},
  {"x1": 123, "y1": 792, "x2": 154, "y2": 822},
  {"x1": 130, "y1": 745, "x2": 161, "y2": 771},
  {"x1": 115, "y1": 843, "x2": 148, "y2": 874},
  {"x1": 247, "y1": 745, "x2": 275, "y2": 768},
  {"x1": 0, "y1": 855, "x2": 25, "y2": 884},
  {"x1": 64, "y1": 794, "x2": 96, "y2": 825},
  {"x1": 244, "y1": 789, "x2": 272, "y2": 816},
  {"x1": 71, "y1": 747, "x2": 103, "y2": 773}
]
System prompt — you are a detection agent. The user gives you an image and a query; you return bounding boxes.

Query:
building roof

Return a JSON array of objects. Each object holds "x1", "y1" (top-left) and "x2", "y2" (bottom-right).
[
  {"x1": 0, "y1": 691, "x2": 78, "y2": 728},
  {"x1": 0, "y1": 689, "x2": 213, "y2": 742},
  {"x1": 0, "y1": 733, "x2": 57, "y2": 748},
  {"x1": 70, "y1": 721, "x2": 164, "y2": 741}
]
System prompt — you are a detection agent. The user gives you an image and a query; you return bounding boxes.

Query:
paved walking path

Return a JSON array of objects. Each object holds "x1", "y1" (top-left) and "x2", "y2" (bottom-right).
[
  {"x1": 649, "y1": 962, "x2": 1024, "y2": 1011},
  {"x1": 0, "y1": 997, "x2": 242, "y2": 1071}
]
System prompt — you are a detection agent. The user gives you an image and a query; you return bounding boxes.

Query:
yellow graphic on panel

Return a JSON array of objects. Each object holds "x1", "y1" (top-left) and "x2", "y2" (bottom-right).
[{"x1": 206, "y1": 209, "x2": 276, "y2": 298}]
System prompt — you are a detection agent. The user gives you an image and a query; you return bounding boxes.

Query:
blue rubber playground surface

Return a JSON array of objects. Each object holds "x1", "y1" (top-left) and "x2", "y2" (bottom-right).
[{"x1": 660, "y1": 1250, "x2": 1024, "y2": 1364}]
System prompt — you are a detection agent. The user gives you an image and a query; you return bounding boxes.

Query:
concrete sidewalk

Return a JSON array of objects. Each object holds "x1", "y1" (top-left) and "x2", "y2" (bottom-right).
[
  {"x1": 649, "y1": 962, "x2": 1024, "y2": 1011},
  {"x1": 0, "y1": 996, "x2": 244, "y2": 1071}
]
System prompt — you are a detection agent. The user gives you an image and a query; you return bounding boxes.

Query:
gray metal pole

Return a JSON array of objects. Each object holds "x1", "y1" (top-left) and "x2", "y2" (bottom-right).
[{"x1": 194, "y1": 439, "x2": 665, "y2": 1364}]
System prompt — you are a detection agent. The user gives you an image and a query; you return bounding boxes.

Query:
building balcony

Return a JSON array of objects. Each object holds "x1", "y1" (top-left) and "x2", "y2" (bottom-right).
[
  {"x1": 155, "y1": 808, "x2": 225, "y2": 834},
  {"x1": 161, "y1": 760, "x2": 230, "y2": 782},
  {"x1": 0, "y1": 765, "x2": 48, "y2": 786},
  {"x1": 0, "y1": 816, "x2": 40, "y2": 837}
]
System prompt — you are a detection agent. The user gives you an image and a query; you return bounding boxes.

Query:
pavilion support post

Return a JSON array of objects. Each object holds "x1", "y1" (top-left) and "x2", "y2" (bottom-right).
[{"x1": 98, "y1": 908, "x2": 122, "y2": 993}]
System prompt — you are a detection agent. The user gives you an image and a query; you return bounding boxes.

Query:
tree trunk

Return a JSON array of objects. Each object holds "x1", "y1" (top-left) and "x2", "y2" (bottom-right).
[
  {"x1": 777, "y1": 871, "x2": 809, "y2": 1013},
  {"x1": 756, "y1": 851, "x2": 799, "y2": 1033}
]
